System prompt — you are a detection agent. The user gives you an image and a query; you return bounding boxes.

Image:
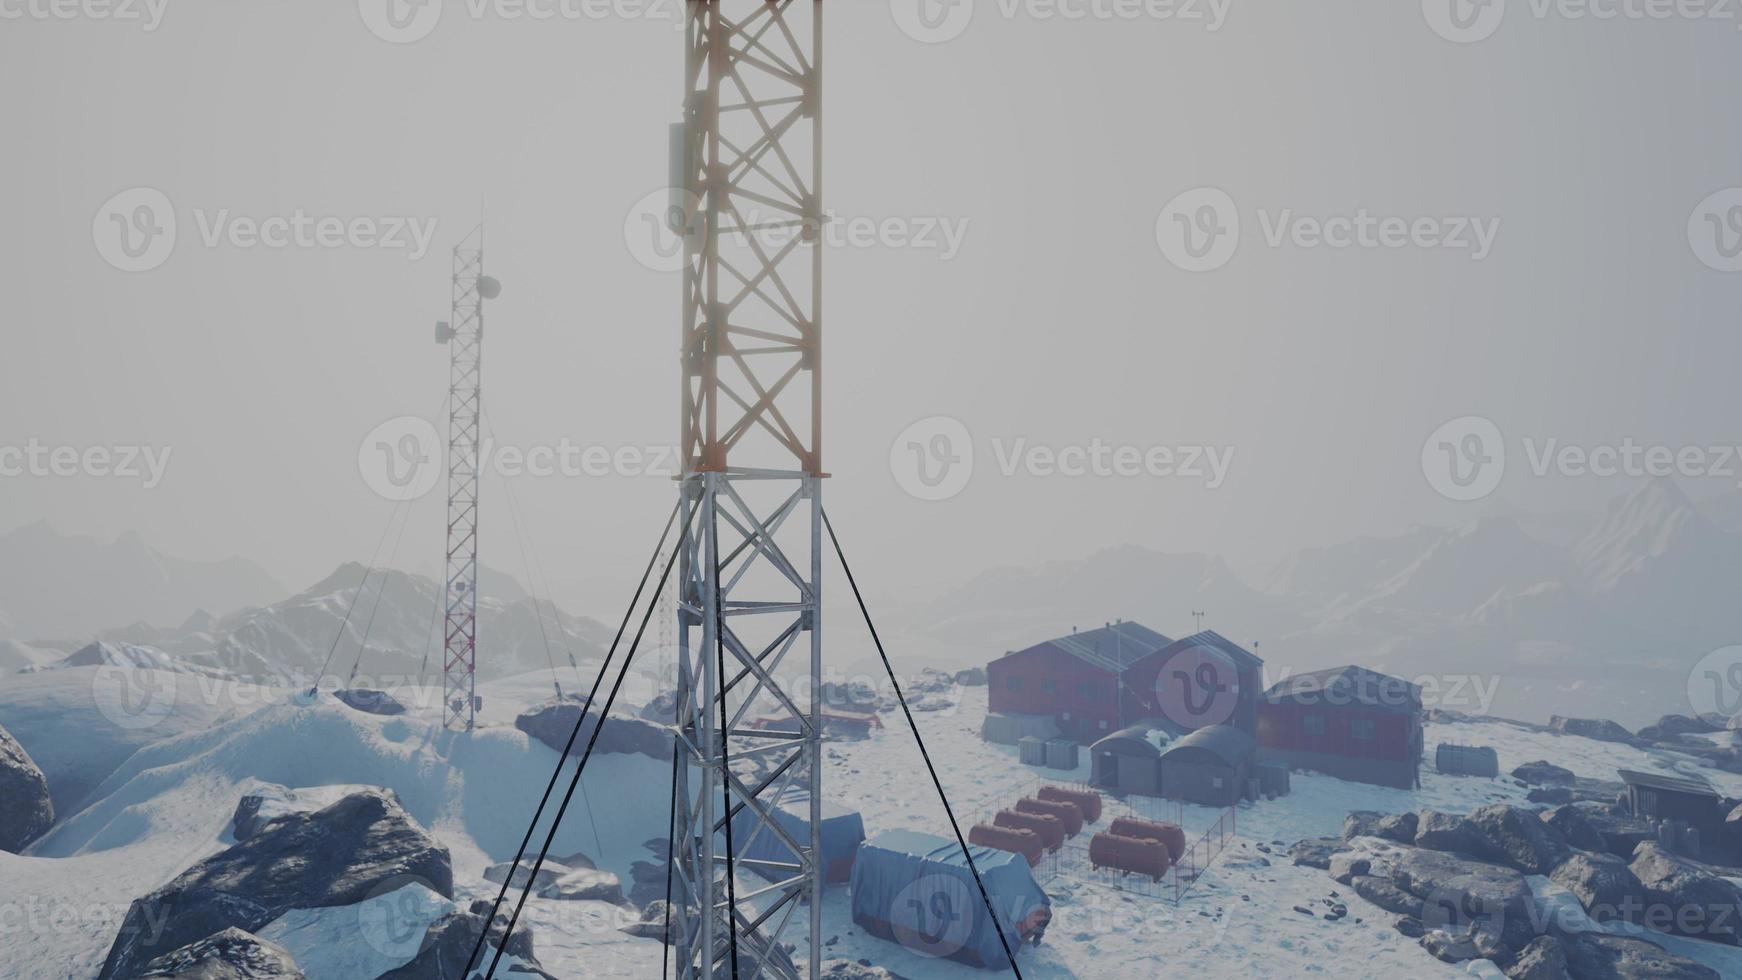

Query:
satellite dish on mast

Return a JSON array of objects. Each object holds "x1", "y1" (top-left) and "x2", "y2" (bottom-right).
[{"x1": 477, "y1": 276, "x2": 502, "y2": 300}]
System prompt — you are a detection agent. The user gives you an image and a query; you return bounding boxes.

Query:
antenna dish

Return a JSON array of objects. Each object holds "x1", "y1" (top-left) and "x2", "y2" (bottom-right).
[{"x1": 477, "y1": 276, "x2": 502, "y2": 300}]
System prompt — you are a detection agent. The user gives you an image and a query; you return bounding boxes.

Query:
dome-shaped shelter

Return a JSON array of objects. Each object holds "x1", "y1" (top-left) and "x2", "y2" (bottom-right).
[
  {"x1": 1157, "y1": 724, "x2": 1255, "y2": 807},
  {"x1": 1089, "y1": 721, "x2": 1172, "y2": 797}
]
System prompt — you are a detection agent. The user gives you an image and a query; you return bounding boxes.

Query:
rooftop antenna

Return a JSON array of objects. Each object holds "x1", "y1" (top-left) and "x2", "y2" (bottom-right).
[
  {"x1": 1192, "y1": 609, "x2": 1207, "y2": 633},
  {"x1": 437, "y1": 216, "x2": 500, "y2": 732}
]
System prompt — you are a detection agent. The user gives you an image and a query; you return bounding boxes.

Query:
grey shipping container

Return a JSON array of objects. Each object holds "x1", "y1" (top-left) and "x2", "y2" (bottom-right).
[
  {"x1": 1044, "y1": 738, "x2": 1080, "y2": 771},
  {"x1": 1019, "y1": 736, "x2": 1049, "y2": 767},
  {"x1": 1435, "y1": 743, "x2": 1500, "y2": 778}
]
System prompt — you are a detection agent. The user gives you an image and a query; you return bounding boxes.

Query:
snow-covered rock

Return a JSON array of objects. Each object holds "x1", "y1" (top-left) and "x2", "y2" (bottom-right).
[
  {"x1": 538, "y1": 867, "x2": 625, "y2": 904},
  {"x1": 1562, "y1": 932, "x2": 1720, "y2": 979},
  {"x1": 0, "y1": 721, "x2": 53, "y2": 852},
  {"x1": 375, "y1": 898, "x2": 554, "y2": 980},
  {"x1": 514, "y1": 697, "x2": 672, "y2": 762},
  {"x1": 230, "y1": 784, "x2": 389, "y2": 842},
  {"x1": 330, "y1": 688, "x2": 406, "y2": 717},
  {"x1": 97, "y1": 789, "x2": 453, "y2": 979},
  {"x1": 1628, "y1": 843, "x2": 1742, "y2": 946},
  {"x1": 1466, "y1": 805, "x2": 1571, "y2": 875},
  {"x1": 1548, "y1": 716, "x2": 1635, "y2": 744},
  {"x1": 1548, "y1": 852, "x2": 1648, "y2": 924},
  {"x1": 135, "y1": 928, "x2": 304, "y2": 979}
]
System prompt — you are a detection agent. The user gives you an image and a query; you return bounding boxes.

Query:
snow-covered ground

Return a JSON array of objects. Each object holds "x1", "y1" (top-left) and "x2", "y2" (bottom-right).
[{"x1": 6, "y1": 666, "x2": 1742, "y2": 978}]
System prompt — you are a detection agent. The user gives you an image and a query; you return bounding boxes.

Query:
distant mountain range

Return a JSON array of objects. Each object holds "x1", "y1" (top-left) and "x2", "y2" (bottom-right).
[
  {"x1": 904, "y1": 481, "x2": 1742, "y2": 728},
  {"x1": 0, "y1": 522, "x2": 285, "y2": 642}
]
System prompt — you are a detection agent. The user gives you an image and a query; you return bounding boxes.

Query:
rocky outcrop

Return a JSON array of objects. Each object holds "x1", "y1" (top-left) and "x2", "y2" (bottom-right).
[
  {"x1": 99, "y1": 790, "x2": 453, "y2": 979},
  {"x1": 1548, "y1": 853, "x2": 1648, "y2": 924},
  {"x1": 1548, "y1": 716, "x2": 1634, "y2": 744},
  {"x1": 1567, "y1": 803, "x2": 1656, "y2": 859},
  {"x1": 1505, "y1": 935, "x2": 1568, "y2": 980},
  {"x1": 539, "y1": 867, "x2": 626, "y2": 904},
  {"x1": 621, "y1": 902, "x2": 679, "y2": 943},
  {"x1": 1376, "y1": 812, "x2": 1419, "y2": 844},
  {"x1": 135, "y1": 928, "x2": 304, "y2": 979},
  {"x1": 0, "y1": 722, "x2": 54, "y2": 853},
  {"x1": 1637, "y1": 714, "x2": 1724, "y2": 742},
  {"x1": 1389, "y1": 848, "x2": 1539, "y2": 960},
  {"x1": 953, "y1": 667, "x2": 988, "y2": 687},
  {"x1": 1289, "y1": 837, "x2": 1341, "y2": 870},
  {"x1": 484, "y1": 860, "x2": 572, "y2": 894},
  {"x1": 515, "y1": 697, "x2": 673, "y2": 762},
  {"x1": 1629, "y1": 842, "x2": 1742, "y2": 945},
  {"x1": 1561, "y1": 932, "x2": 1720, "y2": 979},
  {"x1": 1512, "y1": 760, "x2": 1575, "y2": 786},
  {"x1": 1467, "y1": 805, "x2": 1571, "y2": 874},
  {"x1": 821, "y1": 962, "x2": 909, "y2": 980},
  {"x1": 1540, "y1": 805, "x2": 1607, "y2": 853},
  {"x1": 331, "y1": 688, "x2": 407, "y2": 716},
  {"x1": 377, "y1": 899, "x2": 555, "y2": 980},
  {"x1": 1350, "y1": 875, "x2": 1421, "y2": 916},
  {"x1": 1342, "y1": 811, "x2": 1385, "y2": 841},
  {"x1": 1415, "y1": 810, "x2": 1485, "y2": 856}
]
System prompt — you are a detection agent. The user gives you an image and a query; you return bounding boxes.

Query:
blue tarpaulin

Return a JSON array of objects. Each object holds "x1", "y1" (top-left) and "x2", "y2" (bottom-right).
[
  {"x1": 849, "y1": 829, "x2": 1050, "y2": 970},
  {"x1": 730, "y1": 791, "x2": 867, "y2": 884}
]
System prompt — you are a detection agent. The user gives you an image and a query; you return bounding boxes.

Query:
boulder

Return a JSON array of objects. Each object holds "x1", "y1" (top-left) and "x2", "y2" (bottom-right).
[
  {"x1": 1628, "y1": 842, "x2": 1742, "y2": 945},
  {"x1": 1329, "y1": 852, "x2": 1371, "y2": 886},
  {"x1": 1350, "y1": 875, "x2": 1422, "y2": 916},
  {"x1": 629, "y1": 860, "x2": 674, "y2": 907},
  {"x1": 230, "y1": 785, "x2": 394, "y2": 842},
  {"x1": 1548, "y1": 853, "x2": 1648, "y2": 924},
  {"x1": 821, "y1": 962, "x2": 908, "y2": 980},
  {"x1": 1468, "y1": 804, "x2": 1571, "y2": 874},
  {"x1": 1376, "y1": 812, "x2": 1419, "y2": 844},
  {"x1": 484, "y1": 860, "x2": 572, "y2": 893},
  {"x1": 1388, "y1": 848, "x2": 1539, "y2": 960},
  {"x1": 1548, "y1": 716, "x2": 1634, "y2": 744},
  {"x1": 331, "y1": 688, "x2": 407, "y2": 716},
  {"x1": 1289, "y1": 837, "x2": 1342, "y2": 870},
  {"x1": 953, "y1": 667, "x2": 988, "y2": 687},
  {"x1": 1342, "y1": 811, "x2": 1386, "y2": 842},
  {"x1": 1561, "y1": 932, "x2": 1720, "y2": 979},
  {"x1": 136, "y1": 928, "x2": 305, "y2": 979},
  {"x1": 98, "y1": 790, "x2": 453, "y2": 979},
  {"x1": 1540, "y1": 806, "x2": 1606, "y2": 853},
  {"x1": 1505, "y1": 935, "x2": 1568, "y2": 980},
  {"x1": 1415, "y1": 810, "x2": 1485, "y2": 856},
  {"x1": 621, "y1": 902, "x2": 679, "y2": 943},
  {"x1": 539, "y1": 867, "x2": 626, "y2": 904},
  {"x1": 0, "y1": 722, "x2": 54, "y2": 853},
  {"x1": 376, "y1": 899, "x2": 554, "y2": 980},
  {"x1": 515, "y1": 697, "x2": 673, "y2": 762},
  {"x1": 1512, "y1": 761, "x2": 1575, "y2": 786},
  {"x1": 1568, "y1": 802, "x2": 1656, "y2": 859},
  {"x1": 1637, "y1": 714, "x2": 1723, "y2": 742}
]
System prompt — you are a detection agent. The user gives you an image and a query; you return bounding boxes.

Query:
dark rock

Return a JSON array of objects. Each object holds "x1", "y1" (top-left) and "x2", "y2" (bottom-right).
[
  {"x1": 136, "y1": 928, "x2": 304, "y2": 979},
  {"x1": 1568, "y1": 802, "x2": 1656, "y2": 859},
  {"x1": 638, "y1": 692, "x2": 679, "y2": 725},
  {"x1": 820, "y1": 961, "x2": 908, "y2": 980},
  {"x1": 1342, "y1": 811, "x2": 1386, "y2": 842},
  {"x1": 1376, "y1": 812, "x2": 1419, "y2": 844},
  {"x1": 1289, "y1": 837, "x2": 1341, "y2": 870},
  {"x1": 1389, "y1": 848, "x2": 1538, "y2": 959},
  {"x1": 1637, "y1": 714, "x2": 1723, "y2": 742},
  {"x1": 621, "y1": 902, "x2": 679, "y2": 944},
  {"x1": 1548, "y1": 853, "x2": 1648, "y2": 924},
  {"x1": 484, "y1": 860, "x2": 572, "y2": 893},
  {"x1": 1415, "y1": 810, "x2": 1485, "y2": 856},
  {"x1": 952, "y1": 667, "x2": 987, "y2": 687},
  {"x1": 1329, "y1": 852, "x2": 1371, "y2": 886},
  {"x1": 1548, "y1": 715, "x2": 1635, "y2": 744},
  {"x1": 1629, "y1": 842, "x2": 1742, "y2": 945},
  {"x1": 376, "y1": 904, "x2": 554, "y2": 980},
  {"x1": 231, "y1": 786, "x2": 404, "y2": 843},
  {"x1": 331, "y1": 688, "x2": 407, "y2": 716},
  {"x1": 1541, "y1": 806, "x2": 1607, "y2": 853},
  {"x1": 1394, "y1": 916, "x2": 1425, "y2": 939},
  {"x1": 1351, "y1": 875, "x2": 1421, "y2": 916},
  {"x1": 0, "y1": 722, "x2": 54, "y2": 853},
  {"x1": 538, "y1": 867, "x2": 626, "y2": 904},
  {"x1": 1505, "y1": 935, "x2": 1568, "y2": 980},
  {"x1": 1561, "y1": 932, "x2": 1720, "y2": 979},
  {"x1": 628, "y1": 861, "x2": 673, "y2": 908},
  {"x1": 516, "y1": 697, "x2": 673, "y2": 761},
  {"x1": 1468, "y1": 804, "x2": 1571, "y2": 874},
  {"x1": 98, "y1": 790, "x2": 453, "y2": 979},
  {"x1": 1528, "y1": 787, "x2": 1575, "y2": 806},
  {"x1": 1512, "y1": 760, "x2": 1575, "y2": 786}
]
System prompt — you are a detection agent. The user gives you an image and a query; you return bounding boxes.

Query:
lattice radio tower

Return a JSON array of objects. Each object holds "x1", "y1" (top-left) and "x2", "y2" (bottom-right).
[
  {"x1": 669, "y1": 2, "x2": 825, "y2": 976},
  {"x1": 437, "y1": 225, "x2": 501, "y2": 732}
]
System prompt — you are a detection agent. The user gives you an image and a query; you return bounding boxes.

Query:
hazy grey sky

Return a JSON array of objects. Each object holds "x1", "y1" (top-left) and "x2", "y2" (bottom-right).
[{"x1": 3, "y1": 2, "x2": 1740, "y2": 618}]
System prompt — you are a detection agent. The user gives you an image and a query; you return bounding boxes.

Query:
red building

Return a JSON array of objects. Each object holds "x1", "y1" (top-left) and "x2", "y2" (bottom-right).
[
  {"x1": 1257, "y1": 666, "x2": 1424, "y2": 789},
  {"x1": 987, "y1": 622, "x2": 1171, "y2": 743},
  {"x1": 1122, "y1": 631, "x2": 1265, "y2": 737}
]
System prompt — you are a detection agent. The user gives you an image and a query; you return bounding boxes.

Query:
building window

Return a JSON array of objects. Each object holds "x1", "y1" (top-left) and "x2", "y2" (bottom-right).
[
  {"x1": 1351, "y1": 718, "x2": 1377, "y2": 741},
  {"x1": 1303, "y1": 713, "x2": 1326, "y2": 736},
  {"x1": 1007, "y1": 677, "x2": 1023, "y2": 692},
  {"x1": 1042, "y1": 679, "x2": 1058, "y2": 695},
  {"x1": 1079, "y1": 682, "x2": 1099, "y2": 701}
]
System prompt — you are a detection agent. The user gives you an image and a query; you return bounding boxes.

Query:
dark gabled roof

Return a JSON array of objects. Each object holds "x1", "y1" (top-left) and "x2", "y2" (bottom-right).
[
  {"x1": 1003, "y1": 621, "x2": 1173, "y2": 675},
  {"x1": 1263, "y1": 665, "x2": 1421, "y2": 714},
  {"x1": 1618, "y1": 768, "x2": 1721, "y2": 799},
  {"x1": 1147, "y1": 631, "x2": 1264, "y2": 672},
  {"x1": 1160, "y1": 724, "x2": 1256, "y2": 768}
]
